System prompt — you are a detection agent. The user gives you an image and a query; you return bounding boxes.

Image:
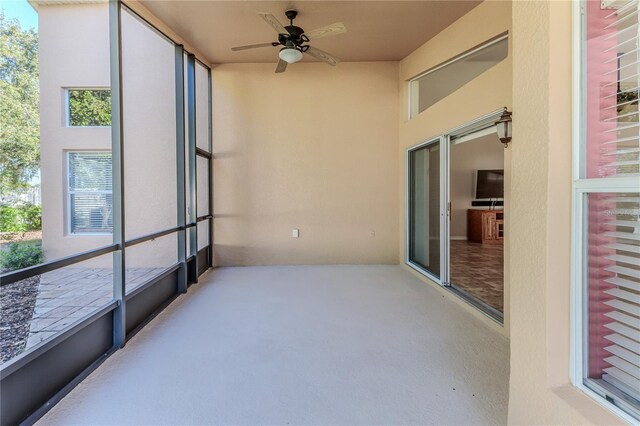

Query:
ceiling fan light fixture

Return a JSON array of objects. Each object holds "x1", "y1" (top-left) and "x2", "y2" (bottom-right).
[
  {"x1": 231, "y1": 11, "x2": 345, "y2": 73},
  {"x1": 279, "y1": 47, "x2": 303, "y2": 64}
]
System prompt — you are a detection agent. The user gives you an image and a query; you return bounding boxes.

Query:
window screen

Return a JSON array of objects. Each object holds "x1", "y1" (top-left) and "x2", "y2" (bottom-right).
[{"x1": 68, "y1": 152, "x2": 113, "y2": 234}]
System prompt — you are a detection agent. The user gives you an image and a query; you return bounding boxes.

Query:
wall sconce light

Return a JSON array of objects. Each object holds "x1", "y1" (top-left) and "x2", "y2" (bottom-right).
[{"x1": 495, "y1": 109, "x2": 512, "y2": 148}]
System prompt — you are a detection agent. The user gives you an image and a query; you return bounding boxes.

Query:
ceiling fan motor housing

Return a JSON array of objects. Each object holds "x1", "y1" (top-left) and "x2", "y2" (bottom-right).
[
  {"x1": 278, "y1": 9, "x2": 308, "y2": 49},
  {"x1": 279, "y1": 26, "x2": 306, "y2": 46}
]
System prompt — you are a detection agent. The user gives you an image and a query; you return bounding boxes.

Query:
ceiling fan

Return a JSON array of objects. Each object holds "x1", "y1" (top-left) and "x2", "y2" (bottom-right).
[{"x1": 231, "y1": 9, "x2": 346, "y2": 73}]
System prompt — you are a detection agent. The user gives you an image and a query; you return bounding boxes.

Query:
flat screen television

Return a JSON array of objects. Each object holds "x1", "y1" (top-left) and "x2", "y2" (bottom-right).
[{"x1": 475, "y1": 169, "x2": 504, "y2": 199}]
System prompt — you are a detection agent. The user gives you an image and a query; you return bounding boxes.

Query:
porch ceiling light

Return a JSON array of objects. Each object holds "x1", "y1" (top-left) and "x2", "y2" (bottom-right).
[
  {"x1": 279, "y1": 47, "x2": 303, "y2": 64},
  {"x1": 495, "y1": 109, "x2": 512, "y2": 148}
]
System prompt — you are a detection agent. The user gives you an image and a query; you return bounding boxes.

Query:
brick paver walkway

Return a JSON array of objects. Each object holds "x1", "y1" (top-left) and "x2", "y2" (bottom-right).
[{"x1": 26, "y1": 267, "x2": 163, "y2": 348}]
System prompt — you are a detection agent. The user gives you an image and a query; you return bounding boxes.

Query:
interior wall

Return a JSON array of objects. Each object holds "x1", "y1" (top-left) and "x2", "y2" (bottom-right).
[
  {"x1": 450, "y1": 134, "x2": 504, "y2": 239},
  {"x1": 212, "y1": 62, "x2": 399, "y2": 266},
  {"x1": 398, "y1": 0, "x2": 512, "y2": 336},
  {"x1": 507, "y1": 1, "x2": 623, "y2": 424}
]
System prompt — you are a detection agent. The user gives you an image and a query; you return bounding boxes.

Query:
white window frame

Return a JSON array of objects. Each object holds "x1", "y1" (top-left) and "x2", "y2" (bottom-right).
[
  {"x1": 64, "y1": 87, "x2": 111, "y2": 128},
  {"x1": 67, "y1": 151, "x2": 113, "y2": 236},
  {"x1": 570, "y1": 1, "x2": 640, "y2": 423}
]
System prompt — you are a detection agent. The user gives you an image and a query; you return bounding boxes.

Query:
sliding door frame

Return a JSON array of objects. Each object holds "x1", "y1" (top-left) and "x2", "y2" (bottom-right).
[
  {"x1": 406, "y1": 108, "x2": 506, "y2": 321},
  {"x1": 406, "y1": 136, "x2": 447, "y2": 285}
]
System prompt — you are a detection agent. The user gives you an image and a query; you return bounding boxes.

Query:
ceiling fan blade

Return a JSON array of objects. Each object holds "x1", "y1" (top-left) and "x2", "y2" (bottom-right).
[
  {"x1": 304, "y1": 22, "x2": 347, "y2": 40},
  {"x1": 305, "y1": 46, "x2": 341, "y2": 66},
  {"x1": 258, "y1": 13, "x2": 288, "y2": 35},
  {"x1": 275, "y1": 59, "x2": 288, "y2": 73},
  {"x1": 231, "y1": 42, "x2": 274, "y2": 51}
]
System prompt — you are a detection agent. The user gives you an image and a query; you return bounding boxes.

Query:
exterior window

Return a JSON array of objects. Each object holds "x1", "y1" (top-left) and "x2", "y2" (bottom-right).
[
  {"x1": 574, "y1": 0, "x2": 640, "y2": 422},
  {"x1": 68, "y1": 152, "x2": 113, "y2": 234},
  {"x1": 408, "y1": 35, "x2": 508, "y2": 119},
  {"x1": 66, "y1": 89, "x2": 111, "y2": 126}
]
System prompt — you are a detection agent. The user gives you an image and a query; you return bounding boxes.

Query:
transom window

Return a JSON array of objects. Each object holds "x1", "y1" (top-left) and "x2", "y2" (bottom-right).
[{"x1": 408, "y1": 35, "x2": 508, "y2": 119}]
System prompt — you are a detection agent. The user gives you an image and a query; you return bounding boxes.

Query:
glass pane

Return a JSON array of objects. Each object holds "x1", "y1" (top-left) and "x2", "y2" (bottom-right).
[
  {"x1": 585, "y1": 1, "x2": 639, "y2": 178},
  {"x1": 409, "y1": 37, "x2": 508, "y2": 118},
  {"x1": 195, "y1": 62, "x2": 210, "y2": 151},
  {"x1": 68, "y1": 152, "x2": 113, "y2": 234},
  {"x1": 68, "y1": 152, "x2": 112, "y2": 191},
  {"x1": 67, "y1": 89, "x2": 111, "y2": 126},
  {"x1": 121, "y1": 9, "x2": 177, "y2": 239},
  {"x1": 125, "y1": 232, "x2": 178, "y2": 294},
  {"x1": 1, "y1": 252, "x2": 113, "y2": 365},
  {"x1": 185, "y1": 53, "x2": 196, "y2": 258},
  {"x1": 409, "y1": 141, "x2": 440, "y2": 277},
  {"x1": 70, "y1": 193, "x2": 113, "y2": 234},
  {"x1": 185, "y1": 52, "x2": 193, "y2": 225},
  {"x1": 197, "y1": 220, "x2": 209, "y2": 251},
  {"x1": 449, "y1": 133, "x2": 504, "y2": 315},
  {"x1": 197, "y1": 156, "x2": 209, "y2": 217},
  {"x1": 186, "y1": 226, "x2": 191, "y2": 258},
  {"x1": 584, "y1": 192, "x2": 640, "y2": 413}
]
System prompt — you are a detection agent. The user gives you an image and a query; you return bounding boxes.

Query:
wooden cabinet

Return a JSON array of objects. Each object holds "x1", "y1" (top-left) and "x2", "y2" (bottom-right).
[{"x1": 467, "y1": 209, "x2": 504, "y2": 244}]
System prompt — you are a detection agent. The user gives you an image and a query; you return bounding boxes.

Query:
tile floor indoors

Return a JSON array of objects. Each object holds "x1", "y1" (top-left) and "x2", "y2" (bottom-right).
[
  {"x1": 450, "y1": 240, "x2": 504, "y2": 312},
  {"x1": 412, "y1": 239, "x2": 503, "y2": 313},
  {"x1": 38, "y1": 265, "x2": 509, "y2": 425}
]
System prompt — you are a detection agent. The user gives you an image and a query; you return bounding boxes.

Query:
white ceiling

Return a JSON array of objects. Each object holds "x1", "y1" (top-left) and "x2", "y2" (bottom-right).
[{"x1": 139, "y1": 1, "x2": 482, "y2": 64}]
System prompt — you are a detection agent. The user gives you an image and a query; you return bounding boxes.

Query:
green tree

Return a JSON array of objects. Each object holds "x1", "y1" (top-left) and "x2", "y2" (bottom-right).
[{"x1": 0, "y1": 12, "x2": 39, "y2": 192}]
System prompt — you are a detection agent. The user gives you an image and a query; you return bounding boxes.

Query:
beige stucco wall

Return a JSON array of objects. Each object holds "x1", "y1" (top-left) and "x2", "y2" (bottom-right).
[
  {"x1": 212, "y1": 62, "x2": 399, "y2": 266},
  {"x1": 398, "y1": 0, "x2": 512, "y2": 336},
  {"x1": 507, "y1": 1, "x2": 624, "y2": 424}
]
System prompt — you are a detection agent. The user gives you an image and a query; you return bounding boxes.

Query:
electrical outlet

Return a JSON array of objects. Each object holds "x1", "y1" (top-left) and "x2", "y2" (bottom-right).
[{"x1": 292, "y1": 229, "x2": 299, "y2": 238}]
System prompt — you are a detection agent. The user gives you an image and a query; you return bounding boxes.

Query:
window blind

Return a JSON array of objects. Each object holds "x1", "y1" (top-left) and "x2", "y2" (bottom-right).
[
  {"x1": 68, "y1": 152, "x2": 113, "y2": 234},
  {"x1": 588, "y1": 193, "x2": 640, "y2": 402},
  {"x1": 586, "y1": 0, "x2": 639, "y2": 178}
]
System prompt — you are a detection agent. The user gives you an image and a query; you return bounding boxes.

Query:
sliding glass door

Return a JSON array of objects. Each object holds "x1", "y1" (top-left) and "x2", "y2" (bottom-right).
[
  {"x1": 448, "y1": 131, "x2": 504, "y2": 322},
  {"x1": 407, "y1": 110, "x2": 506, "y2": 323},
  {"x1": 408, "y1": 139, "x2": 442, "y2": 279}
]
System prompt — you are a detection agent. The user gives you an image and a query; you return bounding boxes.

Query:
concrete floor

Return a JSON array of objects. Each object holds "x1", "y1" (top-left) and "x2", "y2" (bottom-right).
[{"x1": 38, "y1": 265, "x2": 509, "y2": 425}]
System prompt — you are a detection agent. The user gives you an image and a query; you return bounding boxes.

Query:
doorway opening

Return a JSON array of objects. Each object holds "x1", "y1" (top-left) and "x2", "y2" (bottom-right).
[{"x1": 407, "y1": 109, "x2": 506, "y2": 323}]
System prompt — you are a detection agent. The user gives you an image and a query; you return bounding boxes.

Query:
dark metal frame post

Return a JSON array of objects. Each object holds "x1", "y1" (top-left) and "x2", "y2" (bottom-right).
[
  {"x1": 109, "y1": 0, "x2": 126, "y2": 348},
  {"x1": 187, "y1": 53, "x2": 198, "y2": 282},
  {"x1": 208, "y1": 68, "x2": 214, "y2": 267},
  {"x1": 175, "y1": 45, "x2": 187, "y2": 294}
]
